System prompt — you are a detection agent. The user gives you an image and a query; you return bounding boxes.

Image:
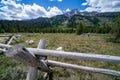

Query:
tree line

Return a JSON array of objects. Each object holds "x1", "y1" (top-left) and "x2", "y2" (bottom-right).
[
  {"x1": 0, "y1": 21, "x2": 112, "y2": 34},
  {"x1": 76, "y1": 13, "x2": 120, "y2": 42}
]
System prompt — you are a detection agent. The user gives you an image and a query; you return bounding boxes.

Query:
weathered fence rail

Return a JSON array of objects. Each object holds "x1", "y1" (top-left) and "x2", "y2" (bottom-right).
[
  {"x1": 0, "y1": 39, "x2": 120, "y2": 80},
  {"x1": 0, "y1": 43, "x2": 120, "y2": 63},
  {"x1": 46, "y1": 60, "x2": 120, "y2": 76}
]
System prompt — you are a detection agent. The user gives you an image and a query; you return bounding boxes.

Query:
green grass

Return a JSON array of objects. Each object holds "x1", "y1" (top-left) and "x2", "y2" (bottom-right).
[{"x1": 0, "y1": 33, "x2": 120, "y2": 80}]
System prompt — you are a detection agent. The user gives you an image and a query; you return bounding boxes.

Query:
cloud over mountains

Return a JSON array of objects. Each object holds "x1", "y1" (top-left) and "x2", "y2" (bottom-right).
[
  {"x1": 0, "y1": 0, "x2": 120, "y2": 20},
  {"x1": 82, "y1": 0, "x2": 120, "y2": 12},
  {"x1": 0, "y1": 0, "x2": 63, "y2": 20}
]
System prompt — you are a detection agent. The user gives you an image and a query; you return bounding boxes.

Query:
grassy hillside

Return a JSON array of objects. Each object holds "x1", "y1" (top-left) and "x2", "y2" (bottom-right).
[{"x1": 0, "y1": 33, "x2": 120, "y2": 80}]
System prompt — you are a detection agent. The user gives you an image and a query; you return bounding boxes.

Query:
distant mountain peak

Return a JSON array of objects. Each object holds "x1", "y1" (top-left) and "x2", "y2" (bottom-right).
[
  {"x1": 71, "y1": 9, "x2": 80, "y2": 14},
  {"x1": 65, "y1": 9, "x2": 120, "y2": 17},
  {"x1": 65, "y1": 9, "x2": 80, "y2": 17}
]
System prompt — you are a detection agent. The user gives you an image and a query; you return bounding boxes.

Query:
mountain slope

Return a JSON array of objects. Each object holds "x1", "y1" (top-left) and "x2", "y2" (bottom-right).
[
  {"x1": 0, "y1": 9, "x2": 119, "y2": 32},
  {"x1": 33, "y1": 9, "x2": 119, "y2": 28}
]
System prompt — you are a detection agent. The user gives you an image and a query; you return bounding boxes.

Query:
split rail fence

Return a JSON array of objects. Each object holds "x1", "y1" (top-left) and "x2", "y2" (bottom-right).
[{"x1": 0, "y1": 35, "x2": 120, "y2": 80}]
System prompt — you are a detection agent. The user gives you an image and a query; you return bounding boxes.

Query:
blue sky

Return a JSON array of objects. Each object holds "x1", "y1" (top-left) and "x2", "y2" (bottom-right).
[
  {"x1": 20, "y1": 0, "x2": 87, "y2": 11},
  {"x1": 0, "y1": 0, "x2": 120, "y2": 20}
]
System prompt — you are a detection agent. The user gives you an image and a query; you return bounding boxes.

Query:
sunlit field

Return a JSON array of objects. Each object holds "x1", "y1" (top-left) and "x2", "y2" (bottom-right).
[{"x1": 0, "y1": 33, "x2": 120, "y2": 80}]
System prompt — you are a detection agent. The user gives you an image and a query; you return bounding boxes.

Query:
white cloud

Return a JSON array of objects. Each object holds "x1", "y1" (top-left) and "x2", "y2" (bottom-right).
[
  {"x1": 112, "y1": 1, "x2": 120, "y2": 7},
  {"x1": 66, "y1": 8, "x2": 71, "y2": 12},
  {"x1": 47, "y1": 6, "x2": 63, "y2": 17},
  {"x1": 81, "y1": 2, "x2": 88, "y2": 6},
  {"x1": 0, "y1": 0, "x2": 63, "y2": 20},
  {"x1": 50, "y1": 0, "x2": 54, "y2": 1},
  {"x1": 82, "y1": 0, "x2": 120, "y2": 12},
  {"x1": 58, "y1": 0, "x2": 62, "y2": 2}
]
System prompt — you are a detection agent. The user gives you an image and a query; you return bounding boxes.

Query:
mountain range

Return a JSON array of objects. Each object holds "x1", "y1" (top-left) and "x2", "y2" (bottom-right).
[
  {"x1": 0, "y1": 9, "x2": 119, "y2": 29},
  {"x1": 28, "y1": 9, "x2": 119, "y2": 28}
]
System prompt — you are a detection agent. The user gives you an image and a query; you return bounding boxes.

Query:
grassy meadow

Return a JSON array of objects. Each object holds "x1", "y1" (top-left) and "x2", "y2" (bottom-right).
[{"x1": 0, "y1": 33, "x2": 120, "y2": 80}]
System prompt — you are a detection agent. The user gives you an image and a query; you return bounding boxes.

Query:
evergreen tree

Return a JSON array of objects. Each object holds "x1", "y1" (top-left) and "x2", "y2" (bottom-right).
[
  {"x1": 76, "y1": 22, "x2": 84, "y2": 35},
  {"x1": 112, "y1": 13, "x2": 120, "y2": 42}
]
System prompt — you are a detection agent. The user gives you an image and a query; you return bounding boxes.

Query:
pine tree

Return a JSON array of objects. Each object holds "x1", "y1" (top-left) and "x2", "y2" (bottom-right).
[
  {"x1": 112, "y1": 13, "x2": 120, "y2": 42},
  {"x1": 76, "y1": 22, "x2": 84, "y2": 35}
]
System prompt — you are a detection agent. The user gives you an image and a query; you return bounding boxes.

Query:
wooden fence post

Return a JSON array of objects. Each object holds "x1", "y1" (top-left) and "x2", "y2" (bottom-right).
[
  {"x1": 26, "y1": 39, "x2": 46, "y2": 80},
  {"x1": 38, "y1": 40, "x2": 53, "y2": 80},
  {"x1": 26, "y1": 67, "x2": 38, "y2": 80}
]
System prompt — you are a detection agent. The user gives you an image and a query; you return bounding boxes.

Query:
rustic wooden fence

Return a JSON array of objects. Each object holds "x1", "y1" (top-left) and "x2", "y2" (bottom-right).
[
  {"x1": 0, "y1": 34, "x2": 20, "y2": 53},
  {"x1": 0, "y1": 34, "x2": 20, "y2": 45},
  {"x1": 0, "y1": 38, "x2": 120, "y2": 80}
]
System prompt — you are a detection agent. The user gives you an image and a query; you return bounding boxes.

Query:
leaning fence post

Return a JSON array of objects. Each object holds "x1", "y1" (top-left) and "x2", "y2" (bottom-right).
[
  {"x1": 5, "y1": 35, "x2": 14, "y2": 45},
  {"x1": 26, "y1": 39, "x2": 46, "y2": 80}
]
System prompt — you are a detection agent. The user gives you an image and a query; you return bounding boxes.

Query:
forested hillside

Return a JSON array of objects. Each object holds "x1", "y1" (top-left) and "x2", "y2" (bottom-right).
[{"x1": 0, "y1": 10, "x2": 119, "y2": 33}]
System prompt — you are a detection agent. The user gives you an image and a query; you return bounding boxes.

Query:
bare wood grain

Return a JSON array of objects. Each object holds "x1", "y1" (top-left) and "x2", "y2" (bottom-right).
[{"x1": 46, "y1": 60, "x2": 120, "y2": 76}]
